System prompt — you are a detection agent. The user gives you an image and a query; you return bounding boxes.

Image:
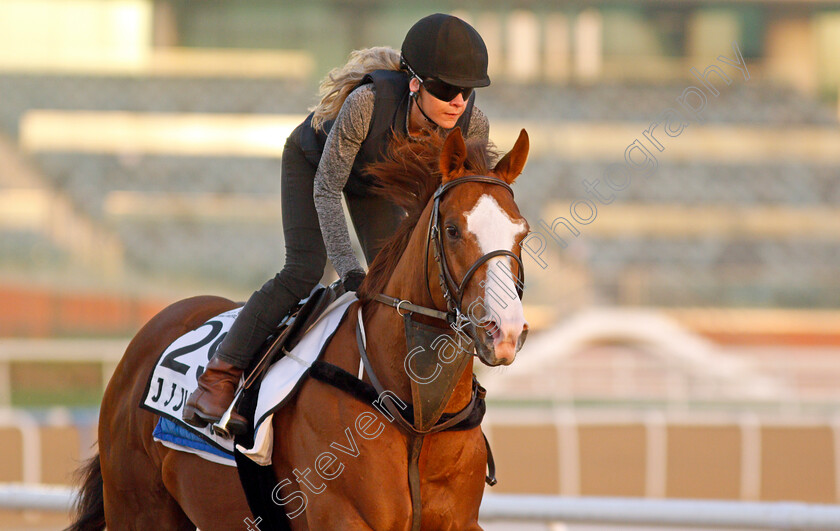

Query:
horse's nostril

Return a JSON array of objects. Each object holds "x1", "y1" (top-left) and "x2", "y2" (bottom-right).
[{"x1": 485, "y1": 321, "x2": 500, "y2": 338}]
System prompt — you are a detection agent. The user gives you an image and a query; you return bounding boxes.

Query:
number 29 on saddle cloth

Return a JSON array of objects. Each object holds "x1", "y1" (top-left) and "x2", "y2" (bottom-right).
[{"x1": 140, "y1": 284, "x2": 341, "y2": 457}]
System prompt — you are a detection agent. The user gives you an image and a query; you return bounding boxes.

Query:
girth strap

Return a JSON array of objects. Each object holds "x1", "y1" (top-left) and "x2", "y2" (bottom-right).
[
  {"x1": 407, "y1": 436, "x2": 424, "y2": 531},
  {"x1": 307, "y1": 361, "x2": 486, "y2": 432}
]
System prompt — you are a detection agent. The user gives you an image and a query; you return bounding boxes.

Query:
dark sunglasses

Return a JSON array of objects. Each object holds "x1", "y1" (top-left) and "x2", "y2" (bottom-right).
[{"x1": 420, "y1": 77, "x2": 473, "y2": 102}]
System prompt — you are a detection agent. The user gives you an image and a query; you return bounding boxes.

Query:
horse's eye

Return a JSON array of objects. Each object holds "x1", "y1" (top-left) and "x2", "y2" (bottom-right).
[{"x1": 445, "y1": 225, "x2": 460, "y2": 239}]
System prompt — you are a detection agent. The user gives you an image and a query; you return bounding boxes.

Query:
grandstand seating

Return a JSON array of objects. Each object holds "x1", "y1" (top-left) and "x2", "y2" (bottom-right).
[
  {"x1": 525, "y1": 159, "x2": 840, "y2": 206},
  {"x1": 0, "y1": 72, "x2": 837, "y2": 305},
  {"x1": 0, "y1": 231, "x2": 69, "y2": 266},
  {"x1": 0, "y1": 74, "x2": 311, "y2": 135},
  {"x1": 476, "y1": 81, "x2": 838, "y2": 125},
  {"x1": 34, "y1": 153, "x2": 283, "y2": 215}
]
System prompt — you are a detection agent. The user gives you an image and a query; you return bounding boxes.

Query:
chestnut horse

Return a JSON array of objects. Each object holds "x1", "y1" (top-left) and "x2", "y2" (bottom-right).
[{"x1": 68, "y1": 127, "x2": 530, "y2": 530}]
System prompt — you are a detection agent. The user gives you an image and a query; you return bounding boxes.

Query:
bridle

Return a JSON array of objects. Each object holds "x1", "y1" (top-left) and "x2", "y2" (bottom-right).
[
  {"x1": 428, "y1": 176, "x2": 525, "y2": 318},
  {"x1": 375, "y1": 175, "x2": 525, "y2": 327}
]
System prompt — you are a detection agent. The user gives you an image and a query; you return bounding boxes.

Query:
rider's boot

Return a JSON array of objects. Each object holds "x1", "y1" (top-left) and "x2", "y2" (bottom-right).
[
  {"x1": 182, "y1": 275, "x2": 304, "y2": 436},
  {"x1": 183, "y1": 357, "x2": 248, "y2": 435}
]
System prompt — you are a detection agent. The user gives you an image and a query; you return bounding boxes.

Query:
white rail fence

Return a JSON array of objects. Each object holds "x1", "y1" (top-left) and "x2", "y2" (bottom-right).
[
  {"x1": 4, "y1": 484, "x2": 840, "y2": 529},
  {"x1": 0, "y1": 483, "x2": 74, "y2": 512},
  {"x1": 479, "y1": 494, "x2": 840, "y2": 529}
]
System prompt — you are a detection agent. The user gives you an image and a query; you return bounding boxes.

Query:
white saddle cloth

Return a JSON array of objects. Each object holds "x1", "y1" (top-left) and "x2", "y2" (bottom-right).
[{"x1": 142, "y1": 291, "x2": 357, "y2": 466}]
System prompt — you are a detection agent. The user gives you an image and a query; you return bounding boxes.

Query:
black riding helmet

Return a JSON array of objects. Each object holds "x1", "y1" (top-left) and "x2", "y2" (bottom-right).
[{"x1": 401, "y1": 13, "x2": 490, "y2": 88}]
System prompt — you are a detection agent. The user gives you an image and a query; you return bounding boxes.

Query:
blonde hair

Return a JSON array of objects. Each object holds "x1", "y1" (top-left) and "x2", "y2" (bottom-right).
[{"x1": 310, "y1": 46, "x2": 402, "y2": 132}]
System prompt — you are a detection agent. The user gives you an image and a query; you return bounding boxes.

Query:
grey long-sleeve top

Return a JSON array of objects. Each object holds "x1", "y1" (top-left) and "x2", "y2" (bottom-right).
[{"x1": 312, "y1": 84, "x2": 490, "y2": 279}]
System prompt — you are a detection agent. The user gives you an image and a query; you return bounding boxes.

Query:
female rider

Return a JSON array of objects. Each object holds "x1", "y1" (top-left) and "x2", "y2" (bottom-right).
[{"x1": 183, "y1": 13, "x2": 492, "y2": 435}]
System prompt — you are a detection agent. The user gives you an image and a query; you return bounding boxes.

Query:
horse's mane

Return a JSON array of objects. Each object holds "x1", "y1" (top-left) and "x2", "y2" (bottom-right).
[{"x1": 356, "y1": 130, "x2": 497, "y2": 301}]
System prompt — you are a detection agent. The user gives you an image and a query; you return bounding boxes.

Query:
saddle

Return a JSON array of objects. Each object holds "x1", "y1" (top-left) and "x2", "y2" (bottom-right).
[
  {"x1": 206, "y1": 281, "x2": 344, "y2": 440},
  {"x1": 242, "y1": 281, "x2": 343, "y2": 392}
]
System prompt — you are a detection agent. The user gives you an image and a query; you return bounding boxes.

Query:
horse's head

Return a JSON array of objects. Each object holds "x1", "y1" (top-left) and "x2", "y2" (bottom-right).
[
  {"x1": 359, "y1": 127, "x2": 531, "y2": 367},
  {"x1": 430, "y1": 127, "x2": 531, "y2": 366}
]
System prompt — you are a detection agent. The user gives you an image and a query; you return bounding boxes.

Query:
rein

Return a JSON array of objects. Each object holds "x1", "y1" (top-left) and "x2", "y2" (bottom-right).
[{"x1": 354, "y1": 308, "x2": 479, "y2": 436}]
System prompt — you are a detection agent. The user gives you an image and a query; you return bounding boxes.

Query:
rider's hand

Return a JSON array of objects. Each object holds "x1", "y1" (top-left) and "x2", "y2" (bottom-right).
[{"x1": 341, "y1": 270, "x2": 366, "y2": 292}]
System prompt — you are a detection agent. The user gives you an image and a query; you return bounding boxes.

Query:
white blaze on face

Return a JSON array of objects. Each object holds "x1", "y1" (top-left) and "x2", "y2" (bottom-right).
[{"x1": 464, "y1": 194, "x2": 528, "y2": 353}]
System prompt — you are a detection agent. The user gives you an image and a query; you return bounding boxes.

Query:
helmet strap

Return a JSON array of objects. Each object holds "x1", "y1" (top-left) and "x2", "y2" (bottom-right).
[
  {"x1": 410, "y1": 90, "x2": 444, "y2": 130},
  {"x1": 405, "y1": 59, "x2": 446, "y2": 130}
]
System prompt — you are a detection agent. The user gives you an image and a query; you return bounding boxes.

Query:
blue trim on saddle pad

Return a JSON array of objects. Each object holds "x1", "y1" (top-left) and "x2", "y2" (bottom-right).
[{"x1": 153, "y1": 417, "x2": 235, "y2": 462}]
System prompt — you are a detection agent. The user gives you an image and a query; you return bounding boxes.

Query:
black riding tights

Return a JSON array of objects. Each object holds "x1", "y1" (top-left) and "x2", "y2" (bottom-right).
[{"x1": 214, "y1": 124, "x2": 403, "y2": 369}]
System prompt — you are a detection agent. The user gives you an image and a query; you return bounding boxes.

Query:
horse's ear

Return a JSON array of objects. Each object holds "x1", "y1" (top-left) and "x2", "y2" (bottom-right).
[
  {"x1": 439, "y1": 127, "x2": 468, "y2": 183},
  {"x1": 493, "y1": 129, "x2": 529, "y2": 184}
]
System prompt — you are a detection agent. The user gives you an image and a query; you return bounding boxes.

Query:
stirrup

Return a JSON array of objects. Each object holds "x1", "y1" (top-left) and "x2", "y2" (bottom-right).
[{"x1": 212, "y1": 386, "x2": 244, "y2": 438}]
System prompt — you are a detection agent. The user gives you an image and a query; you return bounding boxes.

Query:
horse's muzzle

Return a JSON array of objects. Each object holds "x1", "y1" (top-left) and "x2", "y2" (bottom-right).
[{"x1": 473, "y1": 321, "x2": 528, "y2": 366}]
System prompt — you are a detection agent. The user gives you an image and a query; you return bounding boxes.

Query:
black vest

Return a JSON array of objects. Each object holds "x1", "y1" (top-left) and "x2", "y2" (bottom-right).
[{"x1": 296, "y1": 69, "x2": 475, "y2": 196}]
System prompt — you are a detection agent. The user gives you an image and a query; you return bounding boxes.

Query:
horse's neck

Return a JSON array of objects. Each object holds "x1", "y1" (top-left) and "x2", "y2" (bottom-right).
[
  {"x1": 362, "y1": 213, "x2": 476, "y2": 414},
  {"x1": 363, "y1": 305, "x2": 476, "y2": 417}
]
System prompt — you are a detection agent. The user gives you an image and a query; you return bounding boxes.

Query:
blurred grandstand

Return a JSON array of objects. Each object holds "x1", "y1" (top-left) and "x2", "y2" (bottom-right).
[
  {"x1": 0, "y1": 1, "x2": 837, "y2": 301},
  {"x1": 1, "y1": 1, "x2": 840, "y2": 526}
]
